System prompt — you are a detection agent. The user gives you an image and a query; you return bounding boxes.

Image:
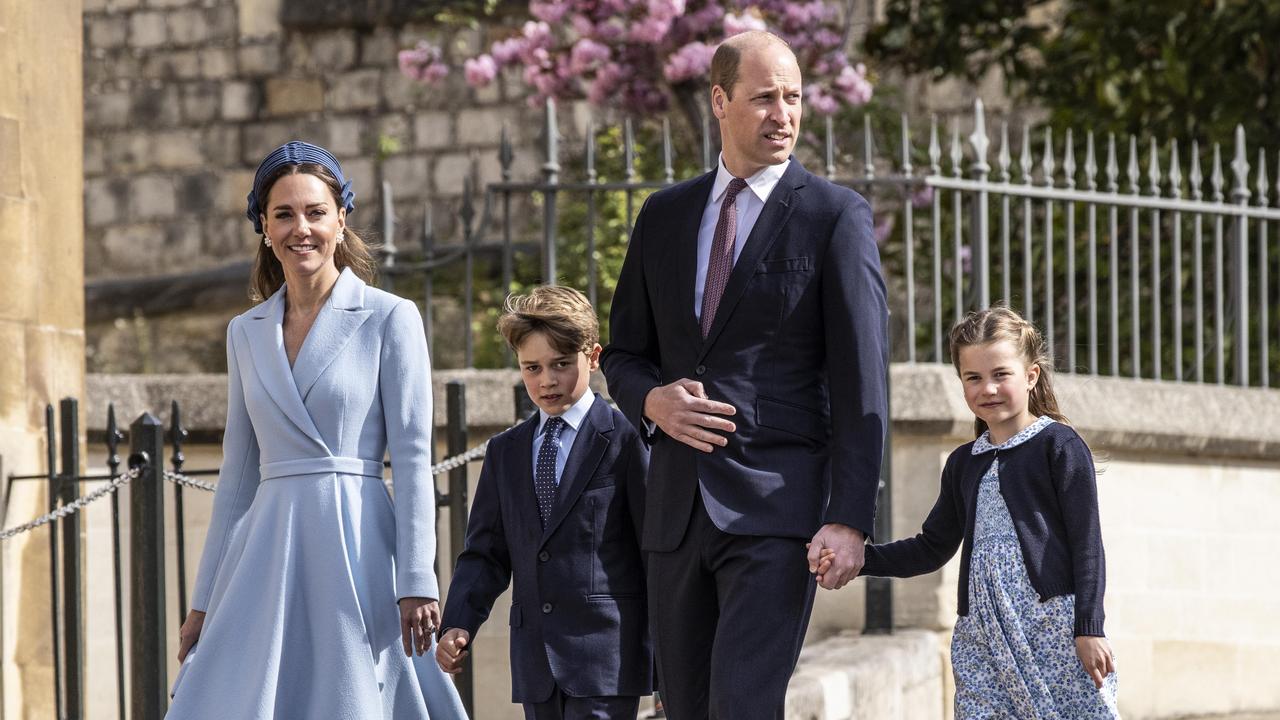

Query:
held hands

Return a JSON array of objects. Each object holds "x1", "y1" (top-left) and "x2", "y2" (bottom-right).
[
  {"x1": 177, "y1": 610, "x2": 206, "y2": 662},
  {"x1": 643, "y1": 380, "x2": 737, "y2": 453},
  {"x1": 436, "y1": 628, "x2": 471, "y2": 675},
  {"x1": 1074, "y1": 635, "x2": 1115, "y2": 689},
  {"x1": 807, "y1": 523, "x2": 866, "y2": 590},
  {"x1": 398, "y1": 597, "x2": 441, "y2": 657}
]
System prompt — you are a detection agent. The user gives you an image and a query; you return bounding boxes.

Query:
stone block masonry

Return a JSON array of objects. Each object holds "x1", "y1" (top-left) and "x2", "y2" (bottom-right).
[{"x1": 84, "y1": 0, "x2": 557, "y2": 373}]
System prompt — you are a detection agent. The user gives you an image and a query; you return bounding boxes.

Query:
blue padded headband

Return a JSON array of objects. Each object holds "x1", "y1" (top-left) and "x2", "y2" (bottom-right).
[{"x1": 246, "y1": 141, "x2": 356, "y2": 235}]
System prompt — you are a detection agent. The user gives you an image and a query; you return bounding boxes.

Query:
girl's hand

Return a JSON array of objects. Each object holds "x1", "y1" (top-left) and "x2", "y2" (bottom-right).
[
  {"x1": 806, "y1": 544, "x2": 838, "y2": 584},
  {"x1": 177, "y1": 610, "x2": 206, "y2": 663},
  {"x1": 1074, "y1": 635, "x2": 1115, "y2": 689},
  {"x1": 399, "y1": 597, "x2": 441, "y2": 657}
]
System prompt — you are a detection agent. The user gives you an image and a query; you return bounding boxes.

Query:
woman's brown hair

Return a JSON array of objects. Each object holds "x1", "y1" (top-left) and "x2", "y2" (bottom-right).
[
  {"x1": 249, "y1": 162, "x2": 378, "y2": 301},
  {"x1": 948, "y1": 306, "x2": 1069, "y2": 438}
]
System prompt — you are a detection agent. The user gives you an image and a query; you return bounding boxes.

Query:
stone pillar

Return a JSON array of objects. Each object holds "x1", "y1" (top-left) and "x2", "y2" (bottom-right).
[{"x1": 0, "y1": 0, "x2": 87, "y2": 716}]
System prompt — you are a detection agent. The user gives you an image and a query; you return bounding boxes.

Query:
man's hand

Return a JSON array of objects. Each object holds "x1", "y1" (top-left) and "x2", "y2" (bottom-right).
[
  {"x1": 643, "y1": 379, "x2": 736, "y2": 453},
  {"x1": 436, "y1": 628, "x2": 471, "y2": 674},
  {"x1": 1074, "y1": 636, "x2": 1115, "y2": 689},
  {"x1": 398, "y1": 597, "x2": 441, "y2": 657},
  {"x1": 807, "y1": 523, "x2": 866, "y2": 590}
]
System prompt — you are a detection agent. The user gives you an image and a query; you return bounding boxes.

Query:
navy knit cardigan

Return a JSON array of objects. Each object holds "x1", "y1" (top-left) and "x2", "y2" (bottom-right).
[{"x1": 861, "y1": 422, "x2": 1107, "y2": 637}]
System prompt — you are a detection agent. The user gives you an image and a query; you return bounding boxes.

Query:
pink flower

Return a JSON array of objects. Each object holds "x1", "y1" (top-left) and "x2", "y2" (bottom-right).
[
  {"x1": 682, "y1": 3, "x2": 724, "y2": 34},
  {"x1": 724, "y1": 11, "x2": 767, "y2": 37},
  {"x1": 521, "y1": 21, "x2": 553, "y2": 48},
  {"x1": 647, "y1": 0, "x2": 686, "y2": 21},
  {"x1": 491, "y1": 37, "x2": 524, "y2": 66},
  {"x1": 570, "y1": 38, "x2": 612, "y2": 75},
  {"x1": 805, "y1": 84, "x2": 839, "y2": 115},
  {"x1": 463, "y1": 54, "x2": 498, "y2": 87},
  {"x1": 530, "y1": 0, "x2": 571, "y2": 23},
  {"x1": 571, "y1": 14, "x2": 596, "y2": 38},
  {"x1": 595, "y1": 19, "x2": 627, "y2": 42},
  {"x1": 629, "y1": 16, "x2": 672, "y2": 43},
  {"x1": 589, "y1": 61, "x2": 627, "y2": 104},
  {"x1": 663, "y1": 41, "x2": 715, "y2": 83},
  {"x1": 873, "y1": 214, "x2": 896, "y2": 246},
  {"x1": 398, "y1": 41, "x2": 448, "y2": 84},
  {"x1": 833, "y1": 63, "x2": 873, "y2": 106}
]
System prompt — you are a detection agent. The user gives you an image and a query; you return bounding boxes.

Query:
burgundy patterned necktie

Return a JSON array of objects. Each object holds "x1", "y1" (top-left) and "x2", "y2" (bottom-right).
[{"x1": 701, "y1": 177, "x2": 749, "y2": 338}]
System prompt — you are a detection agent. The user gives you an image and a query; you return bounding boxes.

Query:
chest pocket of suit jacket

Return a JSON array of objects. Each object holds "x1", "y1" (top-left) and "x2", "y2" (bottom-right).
[{"x1": 749, "y1": 256, "x2": 812, "y2": 323}]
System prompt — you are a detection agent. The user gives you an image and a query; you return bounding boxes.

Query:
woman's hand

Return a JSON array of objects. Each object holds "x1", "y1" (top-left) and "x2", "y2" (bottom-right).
[
  {"x1": 177, "y1": 610, "x2": 206, "y2": 663},
  {"x1": 1074, "y1": 635, "x2": 1115, "y2": 689},
  {"x1": 399, "y1": 597, "x2": 441, "y2": 657}
]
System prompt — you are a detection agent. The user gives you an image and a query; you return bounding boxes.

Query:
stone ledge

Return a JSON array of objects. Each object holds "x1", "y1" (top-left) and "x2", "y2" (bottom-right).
[
  {"x1": 786, "y1": 630, "x2": 945, "y2": 720},
  {"x1": 87, "y1": 365, "x2": 1280, "y2": 459}
]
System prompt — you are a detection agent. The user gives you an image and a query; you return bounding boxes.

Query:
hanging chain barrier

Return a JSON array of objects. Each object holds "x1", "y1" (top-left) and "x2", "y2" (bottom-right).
[{"x1": 0, "y1": 467, "x2": 142, "y2": 541}]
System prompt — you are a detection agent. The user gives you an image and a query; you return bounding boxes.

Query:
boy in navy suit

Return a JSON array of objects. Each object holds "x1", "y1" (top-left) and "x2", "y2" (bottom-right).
[{"x1": 437, "y1": 285, "x2": 652, "y2": 720}]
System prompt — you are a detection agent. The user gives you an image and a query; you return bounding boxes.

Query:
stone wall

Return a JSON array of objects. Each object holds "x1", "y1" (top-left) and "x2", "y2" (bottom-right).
[
  {"x1": 0, "y1": 0, "x2": 87, "y2": 716},
  {"x1": 81, "y1": 0, "x2": 550, "y2": 373}
]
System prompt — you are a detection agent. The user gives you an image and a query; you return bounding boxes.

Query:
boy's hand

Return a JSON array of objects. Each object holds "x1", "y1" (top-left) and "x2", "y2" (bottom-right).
[
  {"x1": 436, "y1": 628, "x2": 471, "y2": 675},
  {"x1": 643, "y1": 380, "x2": 736, "y2": 453},
  {"x1": 1074, "y1": 636, "x2": 1115, "y2": 689}
]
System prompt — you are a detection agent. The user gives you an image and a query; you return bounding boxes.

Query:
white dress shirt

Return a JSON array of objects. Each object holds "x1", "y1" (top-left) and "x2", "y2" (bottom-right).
[
  {"x1": 693, "y1": 155, "x2": 791, "y2": 319},
  {"x1": 531, "y1": 389, "x2": 596, "y2": 486}
]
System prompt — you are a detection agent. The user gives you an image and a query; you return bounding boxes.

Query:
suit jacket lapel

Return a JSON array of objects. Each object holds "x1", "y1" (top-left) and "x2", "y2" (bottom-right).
[
  {"x1": 242, "y1": 290, "x2": 326, "y2": 446},
  {"x1": 292, "y1": 268, "x2": 374, "y2": 401},
  {"x1": 541, "y1": 396, "x2": 613, "y2": 544},
  {"x1": 699, "y1": 161, "x2": 806, "y2": 359},
  {"x1": 507, "y1": 415, "x2": 543, "y2": 544},
  {"x1": 675, "y1": 172, "x2": 717, "y2": 348}
]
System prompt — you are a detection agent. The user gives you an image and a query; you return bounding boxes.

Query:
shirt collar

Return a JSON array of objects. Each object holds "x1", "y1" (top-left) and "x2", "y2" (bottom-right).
[
  {"x1": 711, "y1": 154, "x2": 790, "y2": 206},
  {"x1": 538, "y1": 390, "x2": 595, "y2": 436},
  {"x1": 972, "y1": 415, "x2": 1055, "y2": 455}
]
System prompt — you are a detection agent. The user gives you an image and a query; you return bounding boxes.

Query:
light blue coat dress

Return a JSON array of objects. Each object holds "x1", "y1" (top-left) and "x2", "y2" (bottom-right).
[{"x1": 167, "y1": 268, "x2": 466, "y2": 719}]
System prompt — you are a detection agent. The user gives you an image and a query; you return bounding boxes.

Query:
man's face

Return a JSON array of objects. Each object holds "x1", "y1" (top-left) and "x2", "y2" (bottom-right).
[{"x1": 712, "y1": 43, "x2": 803, "y2": 177}]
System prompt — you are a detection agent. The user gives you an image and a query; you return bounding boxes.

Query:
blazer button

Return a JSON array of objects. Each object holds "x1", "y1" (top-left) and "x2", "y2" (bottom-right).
[
  {"x1": 541, "y1": 603, "x2": 553, "y2": 614},
  {"x1": 538, "y1": 550, "x2": 550, "y2": 562},
  {"x1": 695, "y1": 364, "x2": 706, "y2": 376}
]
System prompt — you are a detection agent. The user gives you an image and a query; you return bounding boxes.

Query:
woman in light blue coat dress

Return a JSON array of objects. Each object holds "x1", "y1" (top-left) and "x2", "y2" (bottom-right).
[{"x1": 167, "y1": 142, "x2": 466, "y2": 719}]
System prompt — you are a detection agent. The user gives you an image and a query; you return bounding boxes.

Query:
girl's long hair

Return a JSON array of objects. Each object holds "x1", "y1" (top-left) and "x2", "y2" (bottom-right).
[
  {"x1": 948, "y1": 306, "x2": 1069, "y2": 438},
  {"x1": 249, "y1": 162, "x2": 378, "y2": 301}
]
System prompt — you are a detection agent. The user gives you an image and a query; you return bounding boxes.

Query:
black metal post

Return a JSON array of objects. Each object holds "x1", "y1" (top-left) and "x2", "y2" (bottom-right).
[
  {"x1": 129, "y1": 412, "x2": 167, "y2": 720},
  {"x1": 170, "y1": 401, "x2": 189, "y2": 624},
  {"x1": 58, "y1": 398, "x2": 83, "y2": 719},
  {"x1": 45, "y1": 404, "x2": 63, "y2": 720},
  {"x1": 865, "y1": 361, "x2": 894, "y2": 634},
  {"x1": 445, "y1": 381, "x2": 473, "y2": 717},
  {"x1": 106, "y1": 404, "x2": 127, "y2": 720},
  {"x1": 514, "y1": 382, "x2": 536, "y2": 422}
]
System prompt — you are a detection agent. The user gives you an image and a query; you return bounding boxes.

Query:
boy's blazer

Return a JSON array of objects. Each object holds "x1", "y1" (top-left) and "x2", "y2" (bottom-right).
[{"x1": 440, "y1": 394, "x2": 652, "y2": 703}]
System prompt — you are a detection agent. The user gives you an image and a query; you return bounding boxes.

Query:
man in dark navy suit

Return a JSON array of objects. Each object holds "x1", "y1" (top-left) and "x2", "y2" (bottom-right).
[
  {"x1": 601, "y1": 31, "x2": 888, "y2": 719},
  {"x1": 438, "y1": 286, "x2": 651, "y2": 720}
]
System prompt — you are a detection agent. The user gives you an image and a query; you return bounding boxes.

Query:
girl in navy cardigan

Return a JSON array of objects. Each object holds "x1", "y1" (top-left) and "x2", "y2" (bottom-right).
[{"x1": 846, "y1": 307, "x2": 1119, "y2": 717}]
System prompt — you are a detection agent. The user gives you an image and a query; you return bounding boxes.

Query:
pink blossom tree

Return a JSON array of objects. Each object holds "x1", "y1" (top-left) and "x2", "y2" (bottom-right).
[{"x1": 399, "y1": 0, "x2": 874, "y2": 141}]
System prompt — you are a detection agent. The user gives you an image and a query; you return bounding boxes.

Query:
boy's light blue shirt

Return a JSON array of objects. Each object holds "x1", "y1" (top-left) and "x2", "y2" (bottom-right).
[{"x1": 532, "y1": 389, "x2": 596, "y2": 486}]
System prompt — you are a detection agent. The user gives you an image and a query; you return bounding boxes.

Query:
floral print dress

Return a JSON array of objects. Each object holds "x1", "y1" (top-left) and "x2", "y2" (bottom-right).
[{"x1": 950, "y1": 416, "x2": 1121, "y2": 719}]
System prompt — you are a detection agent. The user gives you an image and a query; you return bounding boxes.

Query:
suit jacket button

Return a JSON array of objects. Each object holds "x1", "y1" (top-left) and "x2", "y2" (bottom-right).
[
  {"x1": 541, "y1": 603, "x2": 553, "y2": 614},
  {"x1": 538, "y1": 550, "x2": 550, "y2": 562},
  {"x1": 695, "y1": 364, "x2": 706, "y2": 376}
]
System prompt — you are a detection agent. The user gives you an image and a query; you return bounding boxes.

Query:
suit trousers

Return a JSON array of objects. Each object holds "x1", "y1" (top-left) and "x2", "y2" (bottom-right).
[
  {"x1": 522, "y1": 688, "x2": 640, "y2": 720},
  {"x1": 647, "y1": 491, "x2": 817, "y2": 719}
]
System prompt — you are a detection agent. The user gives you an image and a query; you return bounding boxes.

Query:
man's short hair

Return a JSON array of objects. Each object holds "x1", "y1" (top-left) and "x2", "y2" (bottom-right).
[
  {"x1": 498, "y1": 285, "x2": 600, "y2": 355},
  {"x1": 709, "y1": 31, "x2": 793, "y2": 100}
]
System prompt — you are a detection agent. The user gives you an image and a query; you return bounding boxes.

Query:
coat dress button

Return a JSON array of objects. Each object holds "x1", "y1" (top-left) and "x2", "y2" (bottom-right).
[
  {"x1": 538, "y1": 550, "x2": 550, "y2": 562},
  {"x1": 541, "y1": 603, "x2": 553, "y2": 614},
  {"x1": 695, "y1": 364, "x2": 706, "y2": 376}
]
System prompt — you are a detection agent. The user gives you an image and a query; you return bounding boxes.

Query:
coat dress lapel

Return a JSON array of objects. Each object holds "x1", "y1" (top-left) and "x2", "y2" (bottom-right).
[
  {"x1": 243, "y1": 289, "x2": 326, "y2": 447},
  {"x1": 698, "y1": 161, "x2": 805, "y2": 360},
  {"x1": 540, "y1": 397, "x2": 613, "y2": 544},
  {"x1": 291, "y1": 268, "x2": 375, "y2": 401}
]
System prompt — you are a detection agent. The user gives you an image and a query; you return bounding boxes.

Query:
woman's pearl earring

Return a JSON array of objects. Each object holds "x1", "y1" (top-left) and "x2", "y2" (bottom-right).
[
  {"x1": 336, "y1": 230, "x2": 345, "y2": 244},
  {"x1": 262, "y1": 235, "x2": 271, "y2": 247}
]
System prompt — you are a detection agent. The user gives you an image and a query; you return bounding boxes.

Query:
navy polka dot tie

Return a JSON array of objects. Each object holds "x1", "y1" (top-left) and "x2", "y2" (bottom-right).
[{"x1": 534, "y1": 417, "x2": 565, "y2": 526}]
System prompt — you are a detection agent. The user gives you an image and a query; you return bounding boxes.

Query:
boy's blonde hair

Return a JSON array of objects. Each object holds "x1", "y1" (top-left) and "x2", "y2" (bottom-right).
[
  {"x1": 948, "y1": 306, "x2": 1069, "y2": 438},
  {"x1": 498, "y1": 285, "x2": 600, "y2": 356}
]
